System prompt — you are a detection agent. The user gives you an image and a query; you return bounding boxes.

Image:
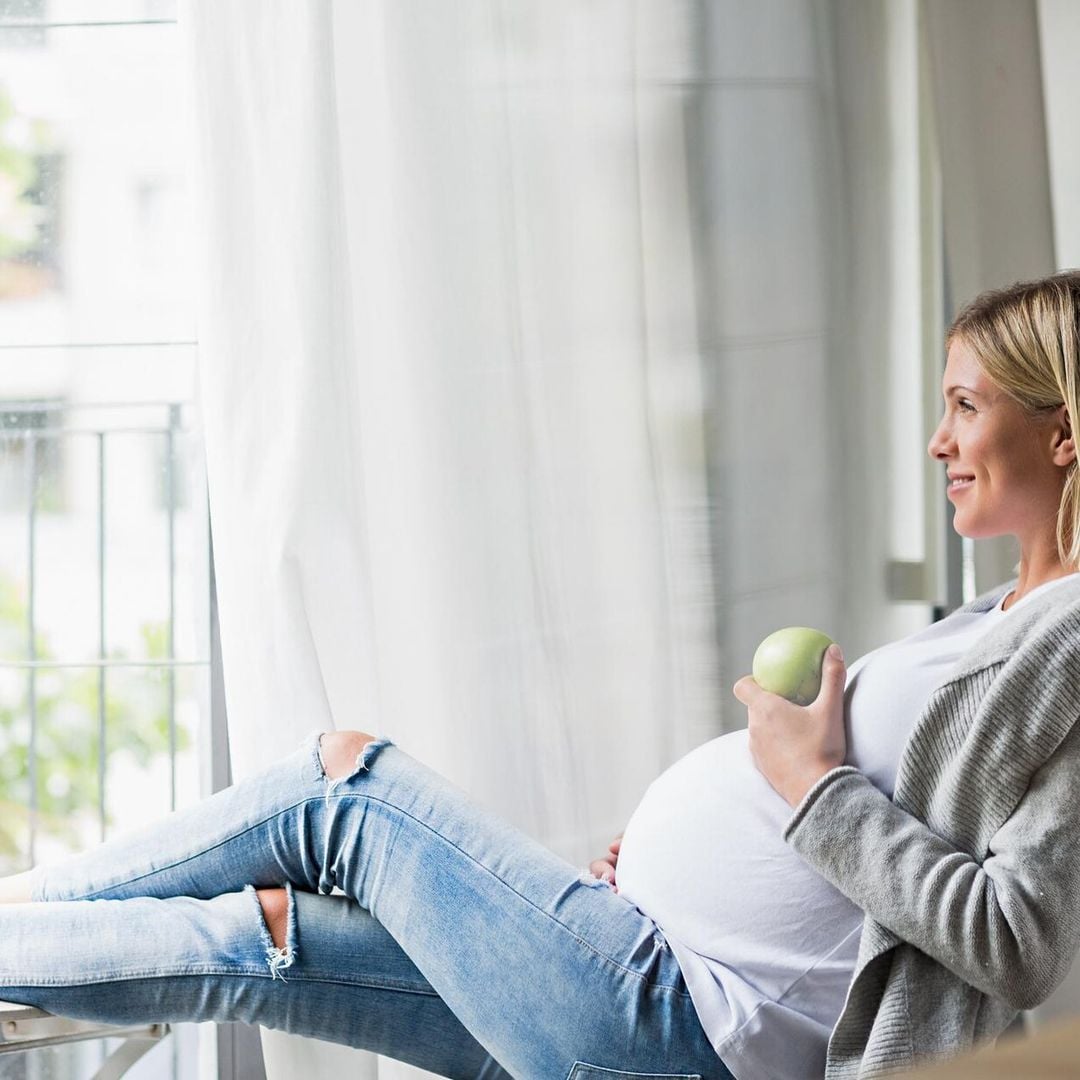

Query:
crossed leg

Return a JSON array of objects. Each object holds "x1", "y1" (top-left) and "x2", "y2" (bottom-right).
[
  {"x1": 0, "y1": 730, "x2": 513, "y2": 1075},
  {"x1": 1, "y1": 730, "x2": 727, "y2": 1080},
  {"x1": 0, "y1": 884, "x2": 511, "y2": 1077}
]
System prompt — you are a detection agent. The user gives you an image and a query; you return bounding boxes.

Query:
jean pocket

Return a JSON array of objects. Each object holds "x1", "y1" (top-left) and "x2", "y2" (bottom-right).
[{"x1": 565, "y1": 1064, "x2": 702, "y2": 1080}]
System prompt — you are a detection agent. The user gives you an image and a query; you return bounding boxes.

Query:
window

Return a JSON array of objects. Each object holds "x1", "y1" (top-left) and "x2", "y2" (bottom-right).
[{"x1": 0, "y1": 3, "x2": 211, "y2": 1077}]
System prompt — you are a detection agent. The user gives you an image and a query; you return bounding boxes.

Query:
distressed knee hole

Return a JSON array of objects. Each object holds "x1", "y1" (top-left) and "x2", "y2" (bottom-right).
[
  {"x1": 317, "y1": 730, "x2": 379, "y2": 781},
  {"x1": 256, "y1": 888, "x2": 289, "y2": 951},
  {"x1": 252, "y1": 885, "x2": 296, "y2": 980}
]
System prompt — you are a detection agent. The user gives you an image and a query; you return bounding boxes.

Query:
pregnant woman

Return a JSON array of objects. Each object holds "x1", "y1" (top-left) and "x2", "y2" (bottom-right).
[{"x1": 2, "y1": 270, "x2": 1080, "y2": 1080}]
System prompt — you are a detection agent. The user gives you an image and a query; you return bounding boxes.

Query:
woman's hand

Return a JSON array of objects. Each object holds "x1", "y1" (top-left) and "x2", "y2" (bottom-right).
[
  {"x1": 589, "y1": 833, "x2": 623, "y2": 891},
  {"x1": 732, "y1": 644, "x2": 848, "y2": 807}
]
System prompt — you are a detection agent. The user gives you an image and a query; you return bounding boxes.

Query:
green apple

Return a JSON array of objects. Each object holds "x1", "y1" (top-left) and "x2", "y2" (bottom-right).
[{"x1": 752, "y1": 626, "x2": 836, "y2": 706}]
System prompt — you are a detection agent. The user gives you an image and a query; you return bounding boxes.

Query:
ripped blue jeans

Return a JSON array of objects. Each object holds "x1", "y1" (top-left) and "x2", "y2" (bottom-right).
[{"x1": 5, "y1": 733, "x2": 732, "y2": 1080}]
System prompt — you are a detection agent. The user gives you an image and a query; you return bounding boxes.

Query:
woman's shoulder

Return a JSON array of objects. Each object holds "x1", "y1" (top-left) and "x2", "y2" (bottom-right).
[
  {"x1": 1017, "y1": 575, "x2": 1080, "y2": 637},
  {"x1": 938, "y1": 576, "x2": 1080, "y2": 696}
]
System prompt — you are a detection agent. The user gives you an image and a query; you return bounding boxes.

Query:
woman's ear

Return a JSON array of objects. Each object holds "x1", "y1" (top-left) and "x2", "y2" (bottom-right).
[{"x1": 1052, "y1": 406, "x2": 1075, "y2": 468}]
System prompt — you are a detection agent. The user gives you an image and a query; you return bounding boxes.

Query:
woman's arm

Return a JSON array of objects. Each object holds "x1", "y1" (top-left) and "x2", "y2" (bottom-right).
[{"x1": 782, "y1": 721, "x2": 1080, "y2": 1011}]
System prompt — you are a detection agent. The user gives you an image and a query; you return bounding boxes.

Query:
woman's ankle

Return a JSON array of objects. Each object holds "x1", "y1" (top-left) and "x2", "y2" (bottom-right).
[{"x1": 0, "y1": 869, "x2": 40, "y2": 904}]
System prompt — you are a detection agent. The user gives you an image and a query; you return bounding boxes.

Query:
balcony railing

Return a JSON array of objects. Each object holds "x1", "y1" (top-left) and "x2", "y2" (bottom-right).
[
  {"x1": 0, "y1": 396, "x2": 211, "y2": 1080},
  {"x1": 0, "y1": 399, "x2": 209, "y2": 868}
]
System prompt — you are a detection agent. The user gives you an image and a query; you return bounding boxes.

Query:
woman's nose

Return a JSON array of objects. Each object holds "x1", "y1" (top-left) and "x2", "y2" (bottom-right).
[{"x1": 927, "y1": 416, "x2": 951, "y2": 460}]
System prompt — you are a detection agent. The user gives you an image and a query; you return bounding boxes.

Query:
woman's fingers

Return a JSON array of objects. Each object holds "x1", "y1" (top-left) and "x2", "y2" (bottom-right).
[
  {"x1": 588, "y1": 833, "x2": 624, "y2": 885},
  {"x1": 588, "y1": 857, "x2": 616, "y2": 883}
]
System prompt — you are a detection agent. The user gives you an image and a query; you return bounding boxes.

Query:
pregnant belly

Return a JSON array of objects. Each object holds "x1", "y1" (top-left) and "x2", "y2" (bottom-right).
[{"x1": 614, "y1": 731, "x2": 862, "y2": 995}]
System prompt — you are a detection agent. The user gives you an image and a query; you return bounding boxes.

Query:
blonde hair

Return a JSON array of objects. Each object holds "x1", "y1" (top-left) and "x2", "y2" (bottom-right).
[{"x1": 946, "y1": 270, "x2": 1080, "y2": 572}]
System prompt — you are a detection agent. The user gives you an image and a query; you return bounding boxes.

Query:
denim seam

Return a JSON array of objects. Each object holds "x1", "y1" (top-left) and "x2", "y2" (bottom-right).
[
  {"x1": 46, "y1": 770, "x2": 690, "y2": 999},
  {"x1": 0, "y1": 973, "x2": 448, "y2": 996},
  {"x1": 270, "y1": 973, "x2": 442, "y2": 995},
  {"x1": 67, "y1": 799, "x2": 327, "y2": 901},
  {"x1": 2, "y1": 967, "x2": 294, "y2": 987},
  {"x1": 324, "y1": 788, "x2": 694, "y2": 999},
  {"x1": 63, "y1": 743, "x2": 385, "y2": 901}
]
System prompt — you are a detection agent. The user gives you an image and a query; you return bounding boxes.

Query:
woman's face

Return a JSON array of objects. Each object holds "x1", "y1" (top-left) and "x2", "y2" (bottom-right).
[{"x1": 927, "y1": 337, "x2": 1069, "y2": 542}]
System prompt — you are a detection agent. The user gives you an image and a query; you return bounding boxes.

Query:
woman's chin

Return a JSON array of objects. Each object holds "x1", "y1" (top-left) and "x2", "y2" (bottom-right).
[
  {"x1": 951, "y1": 520, "x2": 1008, "y2": 542},
  {"x1": 950, "y1": 519, "x2": 989, "y2": 540}
]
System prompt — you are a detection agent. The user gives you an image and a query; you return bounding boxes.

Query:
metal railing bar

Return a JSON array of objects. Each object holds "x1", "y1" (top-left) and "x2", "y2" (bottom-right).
[
  {"x1": 0, "y1": 341, "x2": 194, "y2": 351},
  {"x1": 0, "y1": 423, "x2": 196, "y2": 436},
  {"x1": 0, "y1": 20, "x2": 177, "y2": 30},
  {"x1": 26, "y1": 437, "x2": 37, "y2": 868},
  {"x1": 0, "y1": 427, "x2": 197, "y2": 438},
  {"x1": 167, "y1": 408, "x2": 177, "y2": 812},
  {"x1": 98, "y1": 434, "x2": 107, "y2": 844},
  {"x1": 0, "y1": 659, "x2": 209, "y2": 669},
  {"x1": 0, "y1": 399, "x2": 194, "y2": 409}
]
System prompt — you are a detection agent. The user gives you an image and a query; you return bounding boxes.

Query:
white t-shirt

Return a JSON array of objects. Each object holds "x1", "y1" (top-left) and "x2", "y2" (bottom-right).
[{"x1": 614, "y1": 574, "x2": 1078, "y2": 1080}]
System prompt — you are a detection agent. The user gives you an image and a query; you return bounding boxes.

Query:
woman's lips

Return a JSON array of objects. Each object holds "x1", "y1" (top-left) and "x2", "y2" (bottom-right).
[{"x1": 947, "y1": 478, "x2": 974, "y2": 497}]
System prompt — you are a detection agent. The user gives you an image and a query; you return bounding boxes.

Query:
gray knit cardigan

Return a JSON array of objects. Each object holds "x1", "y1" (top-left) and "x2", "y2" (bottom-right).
[{"x1": 783, "y1": 575, "x2": 1080, "y2": 1078}]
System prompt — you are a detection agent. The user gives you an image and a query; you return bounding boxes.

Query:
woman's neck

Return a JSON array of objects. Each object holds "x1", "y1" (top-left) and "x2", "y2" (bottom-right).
[{"x1": 1004, "y1": 566, "x2": 1079, "y2": 610}]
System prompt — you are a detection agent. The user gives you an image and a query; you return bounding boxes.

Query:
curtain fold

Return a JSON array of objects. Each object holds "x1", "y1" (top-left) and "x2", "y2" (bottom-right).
[
  {"x1": 181, "y1": 2, "x2": 963, "y2": 1076},
  {"x1": 185, "y1": 3, "x2": 728, "y2": 1075}
]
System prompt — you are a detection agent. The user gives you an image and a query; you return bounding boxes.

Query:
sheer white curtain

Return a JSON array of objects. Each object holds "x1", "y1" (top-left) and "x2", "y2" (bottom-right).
[
  {"x1": 186, "y1": 0, "x2": 718, "y2": 864},
  {"x1": 181, "y1": 1, "x2": 924, "y2": 1076}
]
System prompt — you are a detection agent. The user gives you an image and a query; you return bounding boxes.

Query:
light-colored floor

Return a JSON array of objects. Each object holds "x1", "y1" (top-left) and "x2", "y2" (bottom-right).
[{"x1": 901, "y1": 1014, "x2": 1080, "y2": 1078}]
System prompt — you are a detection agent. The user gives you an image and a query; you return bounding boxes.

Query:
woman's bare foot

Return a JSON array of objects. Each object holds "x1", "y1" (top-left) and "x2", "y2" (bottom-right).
[{"x1": 0, "y1": 870, "x2": 39, "y2": 904}]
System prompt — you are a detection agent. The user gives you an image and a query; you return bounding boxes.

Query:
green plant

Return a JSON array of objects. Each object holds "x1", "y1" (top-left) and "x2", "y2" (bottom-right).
[
  {"x1": 0, "y1": 570, "x2": 191, "y2": 869},
  {"x1": 0, "y1": 84, "x2": 47, "y2": 261}
]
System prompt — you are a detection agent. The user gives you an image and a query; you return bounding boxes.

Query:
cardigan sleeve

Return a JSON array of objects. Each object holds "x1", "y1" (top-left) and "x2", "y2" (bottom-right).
[{"x1": 783, "y1": 721, "x2": 1080, "y2": 1011}]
